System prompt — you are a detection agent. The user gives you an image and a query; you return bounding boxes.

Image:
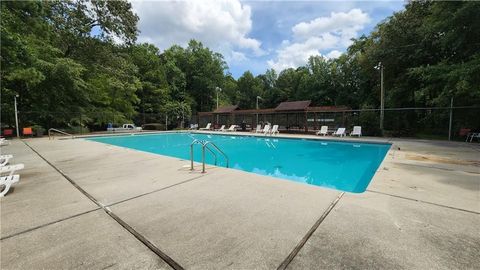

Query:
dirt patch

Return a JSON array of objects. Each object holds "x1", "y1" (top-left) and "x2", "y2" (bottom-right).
[{"x1": 405, "y1": 153, "x2": 480, "y2": 167}]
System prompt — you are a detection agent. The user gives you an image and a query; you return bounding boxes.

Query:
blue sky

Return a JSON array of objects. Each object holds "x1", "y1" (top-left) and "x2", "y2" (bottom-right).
[{"x1": 131, "y1": 0, "x2": 405, "y2": 78}]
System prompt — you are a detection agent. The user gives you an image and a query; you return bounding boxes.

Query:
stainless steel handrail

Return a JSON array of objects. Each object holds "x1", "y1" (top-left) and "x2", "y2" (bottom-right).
[
  {"x1": 191, "y1": 140, "x2": 216, "y2": 172},
  {"x1": 190, "y1": 139, "x2": 229, "y2": 173},
  {"x1": 203, "y1": 141, "x2": 229, "y2": 168},
  {"x1": 48, "y1": 128, "x2": 74, "y2": 140}
]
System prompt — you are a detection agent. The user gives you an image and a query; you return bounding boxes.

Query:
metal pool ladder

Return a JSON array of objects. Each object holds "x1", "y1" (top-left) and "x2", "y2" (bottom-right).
[
  {"x1": 190, "y1": 139, "x2": 229, "y2": 173},
  {"x1": 48, "y1": 128, "x2": 74, "y2": 140}
]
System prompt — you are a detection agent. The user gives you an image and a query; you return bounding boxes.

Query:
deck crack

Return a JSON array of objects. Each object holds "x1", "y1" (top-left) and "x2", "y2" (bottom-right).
[{"x1": 277, "y1": 192, "x2": 345, "y2": 270}]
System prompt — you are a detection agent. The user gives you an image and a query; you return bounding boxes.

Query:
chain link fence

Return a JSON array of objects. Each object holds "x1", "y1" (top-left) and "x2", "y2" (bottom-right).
[
  {"x1": 0, "y1": 110, "x2": 193, "y2": 136},
  {"x1": 1, "y1": 106, "x2": 479, "y2": 141},
  {"x1": 197, "y1": 106, "x2": 480, "y2": 141}
]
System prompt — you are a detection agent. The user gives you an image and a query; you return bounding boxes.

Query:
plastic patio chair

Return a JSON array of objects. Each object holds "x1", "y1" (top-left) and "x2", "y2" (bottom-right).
[
  {"x1": 0, "y1": 174, "x2": 20, "y2": 197},
  {"x1": 350, "y1": 126, "x2": 362, "y2": 137},
  {"x1": 333, "y1": 128, "x2": 346, "y2": 137},
  {"x1": 270, "y1": 125, "x2": 279, "y2": 135},
  {"x1": 23, "y1": 127, "x2": 33, "y2": 136},
  {"x1": 262, "y1": 125, "x2": 271, "y2": 135},
  {"x1": 199, "y1": 123, "x2": 211, "y2": 130},
  {"x1": 3, "y1": 129, "x2": 13, "y2": 137},
  {"x1": 226, "y1": 125, "x2": 237, "y2": 132},
  {"x1": 0, "y1": 155, "x2": 13, "y2": 166},
  {"x1": 316, "y1": 126, "x2": 328, "y2": 136}
]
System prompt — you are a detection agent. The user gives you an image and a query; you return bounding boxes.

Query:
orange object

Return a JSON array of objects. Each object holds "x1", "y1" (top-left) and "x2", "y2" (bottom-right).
[
  {"x1": 3, "y1": 129, "x2": 13, "y2": 136},
  {"x1": 23, "y1": 127, "x2": 33, "y2": 136}
]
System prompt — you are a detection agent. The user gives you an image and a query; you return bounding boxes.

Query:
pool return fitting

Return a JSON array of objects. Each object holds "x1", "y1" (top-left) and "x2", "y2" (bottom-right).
[{"x1": 190, "y1": 139, "x2": 229, "y2": 173}]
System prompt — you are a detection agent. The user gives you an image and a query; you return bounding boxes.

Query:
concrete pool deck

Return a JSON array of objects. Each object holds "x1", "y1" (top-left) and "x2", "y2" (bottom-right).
[{"x1": 1, "y1": 132, "x2": 479, "y2": 269}]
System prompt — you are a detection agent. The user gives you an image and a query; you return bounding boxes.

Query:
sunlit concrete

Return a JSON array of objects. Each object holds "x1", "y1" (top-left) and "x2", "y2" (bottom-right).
[{"x1": 1, "y1": 132, "x2": 478, "y2": 269}]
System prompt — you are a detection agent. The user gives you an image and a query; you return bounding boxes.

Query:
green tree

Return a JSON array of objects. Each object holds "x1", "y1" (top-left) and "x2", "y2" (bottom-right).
[{"x1": 236, "y1": 71, "x2": 263, "y2": 109}]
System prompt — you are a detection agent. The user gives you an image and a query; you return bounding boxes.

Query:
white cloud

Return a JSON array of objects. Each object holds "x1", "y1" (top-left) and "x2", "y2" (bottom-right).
[
  {"x1": 267, "y1": 34, "x2": 338, "y2": 71},
  {"x1": 292, "y1": 9, "x2": 370, "y2": 41},
  {"x1": 268, "y1": 9, "x2": 370, "y2": 71},
  {"x1": 131, "y1": 0, "x2": 264, "y2": 56},
  {"x1": 229, "y1": 51, "x2": 248, "y2": 62},
  {"x1": 325, "y1": 50, "x2": 342, "y2": 59}
]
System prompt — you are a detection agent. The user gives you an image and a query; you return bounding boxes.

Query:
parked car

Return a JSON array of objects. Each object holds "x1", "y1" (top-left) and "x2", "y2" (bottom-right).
[{"x1": 107, "y1": 124, "x2": 142, "y2": 132}]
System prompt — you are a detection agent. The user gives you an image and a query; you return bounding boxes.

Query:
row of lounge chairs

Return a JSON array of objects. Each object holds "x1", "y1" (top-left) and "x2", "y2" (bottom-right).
[
  {"x1": 196, "y1": 123, "x2": 360, "y2": 137},
  {"x1": 251, "y1": 124, "x2": 279, "y2": 135},
  {"x1": 197, "y1": 123, "x2": 238, "y2": 132},
  {"x1": 0, "y1": 138, "x2": 24, "y2": 197},
  {"x1": 197, "y1": 123, "x2": 280, "y2": 135},
  {"x1": 316, "y1": 126, "x2": 362, "y2": 137},
  {"x1": 215, "y1": 125, "x2": 238, "y2": 132}
]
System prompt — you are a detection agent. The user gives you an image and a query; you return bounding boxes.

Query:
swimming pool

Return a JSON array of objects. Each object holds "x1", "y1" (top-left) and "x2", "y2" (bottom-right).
[{"x1": 88, "y1": 133, "x2": 390, "y2": 193}]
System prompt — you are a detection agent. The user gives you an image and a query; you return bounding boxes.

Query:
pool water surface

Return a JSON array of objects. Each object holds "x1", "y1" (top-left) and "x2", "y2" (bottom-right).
[{"x1": 88, "y1": 132, "x2": 390, "y2": 193}]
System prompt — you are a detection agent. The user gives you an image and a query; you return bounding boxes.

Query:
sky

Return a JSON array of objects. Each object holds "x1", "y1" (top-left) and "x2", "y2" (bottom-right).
[{"x1": 130, "y1": 0, "x2": 406, "y2": 78}]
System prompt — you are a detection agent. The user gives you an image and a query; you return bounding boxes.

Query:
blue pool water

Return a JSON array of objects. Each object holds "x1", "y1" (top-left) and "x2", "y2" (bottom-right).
[{"x1": 88, "y1": 133, "x2": 390, "y2": 193}]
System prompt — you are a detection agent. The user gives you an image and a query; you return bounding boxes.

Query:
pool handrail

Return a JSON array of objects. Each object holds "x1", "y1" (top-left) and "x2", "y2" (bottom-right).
[
  {"x1": 203, "y1": 141, "x2": 229, "y2": 169},
  {"x1": 190, "y1": 140, "x2": 216, "y2": 172},
  {"x1": 48, "y1": 128, "x2": 74, "y2": 140},
  {"x1": 190, "y1": 139, "x2": 229, "y2": 173}
]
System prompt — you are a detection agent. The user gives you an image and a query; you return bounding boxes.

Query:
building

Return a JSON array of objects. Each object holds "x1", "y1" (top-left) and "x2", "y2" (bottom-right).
[{"x1": 197, "y1": 101, "x2": 352, "y2": 132}]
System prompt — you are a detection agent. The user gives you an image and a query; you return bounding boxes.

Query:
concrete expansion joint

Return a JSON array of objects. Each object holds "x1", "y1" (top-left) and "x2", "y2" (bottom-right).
[
  {"x1": 277, "y1": 192, "x2": 345, "y2": 270},
  {"x1": 366, "y1": 190, "x2": 480, "y2": 215},
  {"x1": 0, "y1": 208, "x2": 102, "y2": 241},
  {"x1": 105, "y1": 174, "x2": 207, "y2": 208},
  {"x1": 21, "y1": 140, "x2": 187, "y2": 270}
]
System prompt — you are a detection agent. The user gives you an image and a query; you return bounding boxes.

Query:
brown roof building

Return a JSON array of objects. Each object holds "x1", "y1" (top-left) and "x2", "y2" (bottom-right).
[
  {"x1": 275, "y1": 100, "x2": 311, "y2": 111},
  {"x1": 197, "y1": 100, "x2": 351, "y2": 132}
]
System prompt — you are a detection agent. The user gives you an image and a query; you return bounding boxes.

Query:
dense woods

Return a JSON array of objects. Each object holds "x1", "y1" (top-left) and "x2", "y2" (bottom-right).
[{"x1": 1, "y1": 1, "x2": 479, "y2": 135}]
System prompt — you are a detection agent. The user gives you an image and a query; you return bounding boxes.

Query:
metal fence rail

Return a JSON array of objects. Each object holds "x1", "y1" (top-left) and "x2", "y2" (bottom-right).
[{"x1": 1, "y1": 107, "x2": 479, "y2": 141}]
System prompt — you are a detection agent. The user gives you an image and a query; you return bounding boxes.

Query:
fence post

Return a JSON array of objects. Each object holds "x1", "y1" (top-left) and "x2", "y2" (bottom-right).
[
  {"x1": 448, "y1": 97, "x2": 453, "y2": 141},
  {"x1": 165, "y1": 114, "x2": 168, "y2": 131}
]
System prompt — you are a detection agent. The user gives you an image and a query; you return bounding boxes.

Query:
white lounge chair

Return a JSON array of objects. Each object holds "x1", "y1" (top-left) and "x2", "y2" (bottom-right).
[
  {"x1": 316, "y1": 126, "x2": 328, "y2": 136},
  {"x1": 217, "y1": 125, "x2": 226, "y2": 131},
  {"x1": 0, "y1": 139, "x2": 9, "y2": 146},
  {"x1": 226, "y1": 125, "x2": 237, "y2": 132},
  {"x1": 199, "y1": 123, "x2": 211, "y2": 130},
  {"x1": 263, "y1": 125, "x2": 271, "y2": 135},
  {"x1": 270, "y1": 125, "x2": 279, "y2": 136},
  {"x1": 467, "y1": 132, "x2": 480, "y2": 142},
  {"x1": 252, "y1": 124, "x2": 261, "y2": 133},
  {"x1": 189, "y1": 124, "x2": 198, "y2": 130},
  {"x1": 0, "y1": 155, "x2": 13, "y2": 167},
  {"x1": 0, "y1": 174, "x2": 20, "y2": 197},
  {"x1": 333, "y1": 128, "x2": 346, "y2": 137},
  {"x1": 0, "y1": 164, "x2": 24, "y2": 177},
  {"x1": 350, "y1": 126, "x2": 362, "y2": 137}
]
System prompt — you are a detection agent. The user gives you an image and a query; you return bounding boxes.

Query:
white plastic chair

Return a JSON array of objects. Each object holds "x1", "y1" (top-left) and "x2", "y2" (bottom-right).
[
  {"x1": 253, "y1": 125, "x2": 261, "y2": 133},
  {"x1": 0, "y1": 164, "x2": 24, "y2": 177},
  {"x1": 217, "y1": 125, "x2": 226, "y2": 131},
  {"x1": 189, "y1": 124, "x2": 198, "y2": 130},
  {"x1": 199, "y1": 123, "x2": 211, "y2": 130},
  {"x1": 316, "y1": 126, "x2": 328, "y2": 136},
  {"x1": 227, "y1": 125, "x2": 237, "y2": 132},
  {"x1": 0, "y1": 155, "x2": 13, "y2": 167},
  {"x1": 467, "y1": 132, "x2": 480, "y2": 142},
  {"x1": 0, "y1": 175, "x2": 20, "y2": 197},
  {"x1": 262, "y1": 125, "x2": 271, "y2": 135},
  {"x1": 333, "y1": 128, "x2": 346, "y2": 137},
  {"x1": 270, "y1": 125, "x2": 279, "y2": 136},
  {"x1": 350, "y1": 126, "x2": 362, "y2": 137}
]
